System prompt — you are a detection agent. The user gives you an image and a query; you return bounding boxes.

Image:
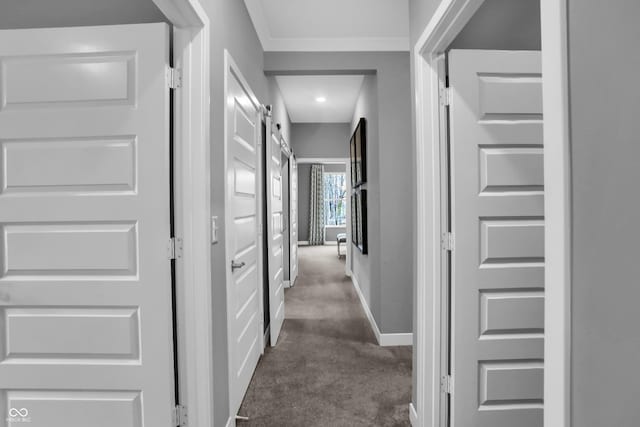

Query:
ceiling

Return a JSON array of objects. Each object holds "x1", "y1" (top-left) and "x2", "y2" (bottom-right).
[
  {"x1": 275, "y1": 75, "x2": 365, "y2": 123},
  {"x1": 244, "y1": 0, "x2": 410, "y2": 51}
]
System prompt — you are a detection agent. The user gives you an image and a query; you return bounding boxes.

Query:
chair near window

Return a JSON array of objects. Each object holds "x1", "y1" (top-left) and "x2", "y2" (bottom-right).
[{"x1": 337, "y1": 233, "x2": 347, "y2": 258}]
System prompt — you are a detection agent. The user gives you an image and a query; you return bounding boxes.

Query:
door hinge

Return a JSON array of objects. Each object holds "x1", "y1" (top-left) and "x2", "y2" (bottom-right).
[
  {"x1": 173, "y1": 404, "x2": 188, "y2": 427},
  {"x1": 167, "y1": 67, "x2": 182, "y2": 89},
  {"x1": 168, "y1": 237, "x2": 183, "y2": 260},
  {"x1": 440, "y1": 86, "x2": 451, "y2": 106},
  {"x1": 441, "y1": 375, "x2": 453, "y2": 394},
  {"x1": 441, "y1": 232, "x2": 454, "y2": 251}
]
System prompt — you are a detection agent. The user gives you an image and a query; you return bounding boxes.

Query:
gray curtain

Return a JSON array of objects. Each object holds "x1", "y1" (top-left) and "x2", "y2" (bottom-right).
[{"x1": 308, "y1": 164, "x2": 325, "y2": 245}]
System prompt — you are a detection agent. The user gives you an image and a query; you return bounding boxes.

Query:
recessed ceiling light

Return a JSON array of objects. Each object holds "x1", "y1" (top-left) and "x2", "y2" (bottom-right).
[{"x1": 315, "y1": 96, "x2": 327, "y2": 103}]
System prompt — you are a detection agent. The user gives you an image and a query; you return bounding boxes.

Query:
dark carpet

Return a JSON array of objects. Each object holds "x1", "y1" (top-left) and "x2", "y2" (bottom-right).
[{"x1": 238, "y1": 245, "x2": 412, "y2": 427}]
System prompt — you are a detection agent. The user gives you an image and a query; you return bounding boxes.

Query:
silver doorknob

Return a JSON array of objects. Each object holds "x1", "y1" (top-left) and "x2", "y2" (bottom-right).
[{"x1": 231, "y1": 260, "x2": 246, "y2": 272}]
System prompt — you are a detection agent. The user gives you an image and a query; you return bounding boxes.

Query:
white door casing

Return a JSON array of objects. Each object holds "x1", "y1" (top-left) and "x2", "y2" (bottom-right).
[
  {"x1": 448, "y1": 50, "x2": 544, "y2": 427},
  {"x1": 0, "y1": 24, "x2": 175, "y2": 427},
  {"x1": 265, "y1": 116, "x2": 285, "y2": 346},
  {"x1": 289, "y1": 156, "x2": 299, "y2": 285},
  {"x1": 224, "y1": 51, "x2": 263, "y2": 417}
]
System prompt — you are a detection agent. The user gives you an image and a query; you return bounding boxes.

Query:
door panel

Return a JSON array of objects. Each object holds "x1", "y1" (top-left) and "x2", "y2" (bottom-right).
[
  {"x1": 265, "y1": 117, "x2": 285, "y2": 346},
  {"x1": 226, "y1": 64, "x2": 262, "y2": 416},
  {"x1": 290, "y1": 156, "x2": 299, "y2": 284},
  {"x1": 448, "y1": 50, "x2": 544, "y2": 427},
  {"x1": 0, "y1": 24, "x2": 174, "y2": 427}
]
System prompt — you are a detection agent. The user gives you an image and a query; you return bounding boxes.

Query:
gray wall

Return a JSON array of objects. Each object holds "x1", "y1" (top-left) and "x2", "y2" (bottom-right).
[
  {"x1": 351, "y1": 75, "x2": 381, "y2": 327},
  {"x1": 449, "y1": 0, "x2": 540, "y2": 50},
  {"x1": 291, "y1": 123, "x2": 351, "y2": 159},
  {"x1": 0, "y1": 0, "x2": 167, "y2": 28},
  {"x1": 568, "y1": 1, "x2": 640, "y2": 425},
  {"x1": 269, "y1": 76, "x2": 292, "y2": 145},
  {"x1": 266, "y1": 52, "x2": 413, "y2": 335}
]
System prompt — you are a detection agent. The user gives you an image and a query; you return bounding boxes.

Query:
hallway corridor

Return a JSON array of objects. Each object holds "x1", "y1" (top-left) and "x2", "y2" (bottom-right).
[{"x1": 238, "y1": 245, "x2": 412, "y2": 426}]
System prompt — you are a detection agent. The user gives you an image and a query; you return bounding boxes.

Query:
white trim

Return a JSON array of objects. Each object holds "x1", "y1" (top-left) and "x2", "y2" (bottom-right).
[
  {"x1": 223, "y1": 49, "x2": 265, "y2": 417},
  {"x1": 325, "y1": 224, "x2": 347, "y2": 229},
  {"x1": 541, "y1": 0, "x2": 571, "y2": 425},
  {"x1": 243, "y1": 0, "x2": 408, "y2": 52},
  {"x1": 225, "y1": 416, "x2": 235, "y2": 427},
  {"x1": 283, "y1": 280, "x2": 291, "y2": 289},
  {"x1": 298, "y1": 240, "x2": 310, "y2": 246},
  {"x1": 410, "y1": 403, "x2": 419, "y2": 427},
  {"x1": 151, "y1": 1, "x2": 213, "y2": 426},
  {"x1": 413, "y1": 2, "x2": 484, "y2": 425},
  {"x1": 351, "y1": 274, "x2": 412, "y2": 347},
  {"x1": 413, "y1": 1, "x2": 570, "y2": 426},
  {"x1": 380, "y1": 333, "x2": 413, "y2": 347}
]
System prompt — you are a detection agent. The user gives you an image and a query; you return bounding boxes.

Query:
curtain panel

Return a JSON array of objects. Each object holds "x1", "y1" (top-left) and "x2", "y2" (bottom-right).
[{"x1": 308, "y1": 164, "x2": 325, "y2": 245}]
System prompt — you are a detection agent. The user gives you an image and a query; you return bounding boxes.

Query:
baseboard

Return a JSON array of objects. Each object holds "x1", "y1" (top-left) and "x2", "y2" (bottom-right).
[
  {"x1": 409, "y1": 403, "x2": 418, "y2": 427},
  {"x1": 351, "y1": 274, "x2": 413, "y2": 347},
  {"x1": 379, "y1": 332, "x2": 413, "y2": 346},
  {"x1": 323, "y1": 241, "x2": 338, "y2": 245},
  {"x1": 298, "y1": 240, "x2": 309, "y2": 246},
  {"x1": 350, "y1": 274, "x2": 382, "y2": 344},
  {"x1": 226, "y1": 416, "x2": 235, "y2": 427},
  {"x1": 284, "y1": 280, "x2": 291, "y2": 289}
]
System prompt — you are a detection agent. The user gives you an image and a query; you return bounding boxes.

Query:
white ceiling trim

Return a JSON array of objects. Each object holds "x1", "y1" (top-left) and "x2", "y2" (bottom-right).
[{"x1": 244, "y1": 0, "x2": 409, "y2": 52}]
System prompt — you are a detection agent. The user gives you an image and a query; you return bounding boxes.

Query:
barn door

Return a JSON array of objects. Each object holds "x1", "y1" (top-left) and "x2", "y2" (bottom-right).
[
  {"x1": 0, "y1": 24, "x2": 175, "y2": 427},
  {"x1": 448, "y1": 49, "x2": 544, "y2": 427},
  {"x1": 224, "y1": 54, "x2": 263, "y2": 416},
  {"x1": 265, "y1": 115, "x2": 285, "y2": 346},
  {"x1": 289, "y1": 156, "x2": 299, "y2": 285}
]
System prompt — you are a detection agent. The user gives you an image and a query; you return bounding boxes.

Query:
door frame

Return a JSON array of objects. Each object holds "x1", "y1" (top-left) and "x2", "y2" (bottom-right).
[
  {"x1": 297, "y1": 157, "x2": 352, "y2": 277},
  {"x1": 411, "y1": 1, "x2": 571, "y2": 426},
  {"x1": 151, "y1": 1, "x2": 214, "y2": 426}
]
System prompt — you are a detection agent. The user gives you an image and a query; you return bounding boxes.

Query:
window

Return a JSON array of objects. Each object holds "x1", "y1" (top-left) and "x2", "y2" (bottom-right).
[{"x1": 324, "y1": 172, "x2": 347, "y2": 226}]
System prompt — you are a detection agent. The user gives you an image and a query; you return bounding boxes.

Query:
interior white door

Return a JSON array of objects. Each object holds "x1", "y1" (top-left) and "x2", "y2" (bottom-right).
[
  {"x1": 289, "y1": 156, "x2": 299, "y2": 284},
  {"x1": 0, "y1": 24, "x2": 174, "y2": 427},
  {"x1": 225, "y1": 59, "x2": 263, "y2": 416},
  {"x1": 448, "y1": 49, "x2": 544, "y2": 427},
  {"x1": 265, "y1": 117, "x2": 285, "y2": 346}
]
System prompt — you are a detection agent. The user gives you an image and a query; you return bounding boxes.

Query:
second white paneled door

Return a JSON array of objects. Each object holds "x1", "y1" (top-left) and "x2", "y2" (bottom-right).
[
  {"x1": 0, "y1": 24, "x2": 175, "y2": 427},
  {"x1": 224, "y1": 52, "x2": 263, "y2": 417},
  {"x1": 265, "y1": 115, "x2": 285, "y2": 346},
  {"x1": 289, "y1": 156, "x2": 299, "y2": 285},
  {"x1": 448, "y1": 50, "x2": 544, "y2": 427}
]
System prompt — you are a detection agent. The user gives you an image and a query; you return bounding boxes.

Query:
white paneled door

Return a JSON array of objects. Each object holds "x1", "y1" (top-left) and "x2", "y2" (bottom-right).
[
  {"x1": 0, "y1": 24, "x2": 175, "y2": 427},
  {"x1": 448, "y1": 50, "x2": 544, "y2": 427},
  {"x1": 225, "y1": 57, "x2": 263, "y2": 417},
  {"x1": 265, "y1": 116, "x2": 285, "y2": 346},
  {"x1": 289, "y1": 156, "x2": 299, "y2": 285}
]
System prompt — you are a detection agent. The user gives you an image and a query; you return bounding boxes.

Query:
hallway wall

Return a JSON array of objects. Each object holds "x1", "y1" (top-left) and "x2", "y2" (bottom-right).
[
  {"x1": 265, "y1": 52, "x2": 414, "y2": 336},
  {"x1": 0, "y1": 0, "x2": 167, "y2": 28},
  {"x1": 568, "y1": 1, "x2": 640, "y2": 425}
]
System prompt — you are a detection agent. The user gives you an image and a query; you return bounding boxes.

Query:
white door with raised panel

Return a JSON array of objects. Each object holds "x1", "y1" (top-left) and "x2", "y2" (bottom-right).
[
  {"x1": 225, "y1": 54, "x2": 263, "y2": 416},
  {"x1": 265, "y1": 116, "x2": 285, "y2": 345},
  {"x1": 0, "y1": 24, "x2": 174, "y2": 427},
  {"x1": 448, "y1": 50, "x2": 544, "y2": 427},
  {"x1": 289, "y1": 156, "x2": 299, "y2": 285}
]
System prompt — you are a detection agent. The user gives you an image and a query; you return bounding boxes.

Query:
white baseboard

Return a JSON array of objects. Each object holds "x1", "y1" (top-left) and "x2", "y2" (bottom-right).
[
  {"x1": 323, "y1": 241, "x2": 338, "y2": 245},
  {"x1": 409, "y1": 403, "x2": 418, "y2": 426},
  {"x1": 350, "y1": 274, "x2": 413, "y2": 347},
  {"x1": 284, "y1": 280, "x2": 291, "y2": 289},
  {"x1": 380, "y1": 332, "x2": 413, "y2": 346},
  {"x1": 298, "y1": 240, "x2": 309, "y2": 246}
]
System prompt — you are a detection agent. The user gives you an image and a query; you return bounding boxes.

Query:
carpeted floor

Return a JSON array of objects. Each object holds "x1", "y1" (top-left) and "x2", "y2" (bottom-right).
[{"x1": 238, "y1": 245, "x2": 412, "y2": 427}]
